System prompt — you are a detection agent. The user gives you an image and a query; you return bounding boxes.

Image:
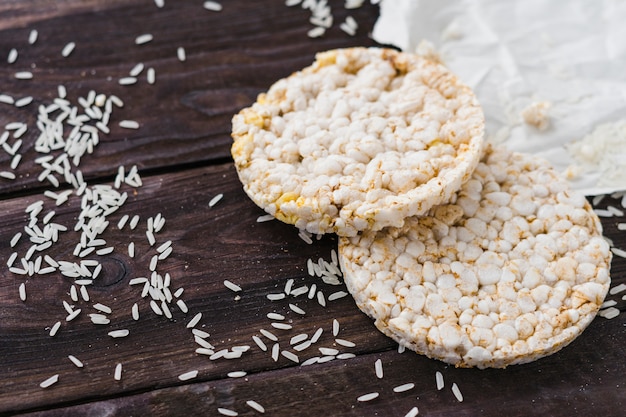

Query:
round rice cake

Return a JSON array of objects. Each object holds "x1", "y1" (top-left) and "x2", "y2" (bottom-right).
[
  {"x1": 231, "y1": 47, "x2": 484, "y2": 237},
  {"x1": 339, "y1": 146, "x2": 611, "y2": 368}
]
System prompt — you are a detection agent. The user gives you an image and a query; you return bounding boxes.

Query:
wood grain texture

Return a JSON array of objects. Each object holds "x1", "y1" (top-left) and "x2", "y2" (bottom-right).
[{"x1": 0, "y1": 1, "x2": 625, "y2": 416}]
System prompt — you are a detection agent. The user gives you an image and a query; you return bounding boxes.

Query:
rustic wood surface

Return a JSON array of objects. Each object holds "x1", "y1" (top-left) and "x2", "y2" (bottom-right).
[{"x1": 0, "y1": 1, "x2": 624, "y2": 416}]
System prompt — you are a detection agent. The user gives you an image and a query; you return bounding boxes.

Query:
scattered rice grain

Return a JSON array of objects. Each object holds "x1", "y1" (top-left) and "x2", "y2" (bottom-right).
[
  {"x1": 61, "y1": 42, "x2": 76, "y2": 57},
  {"x1": 451, "y1": 383, "x2": 464, "y2": 402},
  {"x1": 114, "y1": 363, "x2": 122, "y2": 381},
  {"x1": 393, "y1": 383, "x2": 415, "y2": 393},
  {"x1": 357, "y1": 392, "x2": 379, "y2": 402},
  {"x1": 246, "y1": 400, "x2": 265, "y2": 414},
  {"x1": 209, "y1": 193, "x2": 223, "y2": 207},
  {"x1": 119, "y1": 120, "x2": 140, "y2": 129},
  {"x1": 178, "y1": 370, "x2": 198, "y2": 381},
  {"x1": 217, "y1": 408, "x2": 238, "y2": 417},
  {"x1": 436, "y1": 371, "x2": 444, "y2": 390},
  {"x1": 40, "y1": 374, "x2": 59, "y2": 388},
  {"x1": 224, "y1": 279, "x2": 242, "y2": 292},
  {"x1": 108, "y1": 329, "x2": 129, "y2": 338},
  {"x1": 68, "y1": 355, "x2": 84, "y2": 368},
  {"x1": 49, "y1": 321, "x2": 61, "y2": 336},
  {"x1": 135, "y1": 34, "x2": 153, "y2": 45},
  {"x1": 203, "y1": 1, "x2": 223, "y2": 11}
]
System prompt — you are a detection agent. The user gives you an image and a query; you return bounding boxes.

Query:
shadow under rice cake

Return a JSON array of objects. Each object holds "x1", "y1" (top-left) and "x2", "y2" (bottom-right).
[
  {"x1": 231, "y1": 47, "x2": 484, "y2": 237},
  {"x1": 339, "y1": 146, "x2": 611, "y2": 368}
]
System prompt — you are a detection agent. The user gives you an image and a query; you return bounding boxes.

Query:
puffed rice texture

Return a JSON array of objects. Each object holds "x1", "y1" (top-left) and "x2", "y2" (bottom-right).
[
  {"x1": 339, "y1": 146, "x2": 611, "y2": 368},
  {"x1": 231, "y1": 47, "x2": 485, "y2": 237}
]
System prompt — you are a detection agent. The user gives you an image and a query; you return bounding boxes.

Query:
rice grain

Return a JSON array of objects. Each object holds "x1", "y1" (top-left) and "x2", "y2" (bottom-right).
[
  {"x1": 40, "y1": 374, "x2": 59, "y2": 388},
  {"x1": 114, "y1": 363, "x2": 122, "y2": 381},
  {"x1": 357, "y1": 392, "x2": 379, "y2": 402},
  {"x1": 179, "y1": 370, "x2": 198, "y2": 381},
  {"x1": 246, "y1": 400, "x2": 265, "y2": 414},
  {"x1": 451, "y1": 383, "x2": 464, "y2": 402}
]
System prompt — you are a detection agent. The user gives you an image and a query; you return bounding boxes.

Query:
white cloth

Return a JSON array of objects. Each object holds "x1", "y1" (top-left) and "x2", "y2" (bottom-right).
[{"x1": 372, "y1": 0, "x2": 626, "y2": 195}]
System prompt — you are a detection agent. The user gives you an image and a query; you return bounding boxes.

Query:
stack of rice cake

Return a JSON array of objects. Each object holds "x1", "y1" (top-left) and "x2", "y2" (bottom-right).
[{"x1": 231, "y1": 47, "x2": 611, "y2": 368}]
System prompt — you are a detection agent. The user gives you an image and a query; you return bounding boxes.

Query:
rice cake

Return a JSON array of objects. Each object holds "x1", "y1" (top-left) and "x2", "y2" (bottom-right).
[
  {"x1": 339, "y1": 146, "x2": 611, "y2": 368},
  {"x1": 231, "y1": 47, "x2": 484, "y2": 237}
]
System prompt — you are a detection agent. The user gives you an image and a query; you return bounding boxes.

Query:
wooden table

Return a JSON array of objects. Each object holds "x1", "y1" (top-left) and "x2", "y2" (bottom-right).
[{"x1": 1, "y1": 1, "x2": 624, "y2": 416}]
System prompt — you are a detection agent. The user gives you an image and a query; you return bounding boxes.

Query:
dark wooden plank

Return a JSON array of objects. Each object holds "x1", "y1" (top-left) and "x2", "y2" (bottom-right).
[
  {"x1": 1, "y1": 162, "x2": 625, "y2": 416},
  {"x1": 0, "y1": 161, "x2": 390, "y2": 413},
  {"x1": 18, "y1": 317, "x2": 626, "y2": 417},
  {"x1": 0, "y1": 0, "x2": 379, "y2": 195}
]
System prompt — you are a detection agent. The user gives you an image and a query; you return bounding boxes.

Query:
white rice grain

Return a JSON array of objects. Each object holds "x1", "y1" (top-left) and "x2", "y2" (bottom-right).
[
  {"x1": 289, "y1": 303, "x2": 306, "y2": 315},
  {"x1": 80, "y1": 285, "x2": 89, "y2": 301},
  {"x1": 404, "y1": 407, "x2": 419, "y2": 417},
  {"x1": 114, "y1": 363, "x2": 123, "y2": 381},
  {"x1": 610, "y1": 283, "x2": 626, "y2": 295},
  {"x1": 7, "y1": 48, "x2": 18, "y2": 64},
  {"x1": 357, "y1": 392, "x2": 379, "y2": 402},
  {"x1": 177, "y1": 299, "x2": 188, "y2": 313},
  {"x1": 252, "y1": 335, "x2": 267, "y2": 351},
  {"x1": 290, "y1": 333, "x2": 308, "y2": 345},
  {"x1": 611, "y1": 247, "x2": 626, "y2": 258},
  {"x1": 93, "y1": 303, "x2": 112, "y2": 314},
  {"x1": 436, "y1": 371, "x2": 444, "y2": 390},
  {"x1": 66, "y1": 309, "x2": 81, "y2": 322},
  {"x1": 40, "y1": 374, "x2": 59, "y2": 388},
  {"x1": 271, "y1": 343, "x2": 280, "y2": 361},
  {"x1": 332, "y1": 319, "x2": 340, "y2": 336},
  {"x1": 223, "y1": 280, "x2": 242, "y2": 293},
  {"x1": 119, "y1": 120, "x2": 140, "y2": 129},
  {"x1": 256, "y1": 214, "x2": 274, "y2": 223},
  {"x1": 209, "y1": 193, "x2": 223, "y2": 207},
  {"x1": 187, "y1": 312, "x2": 202, "y2": 328},
  {"x1": 68, "y1": 355, "x2": 84, "y2": 368},
  {"x1": 14, "y1": 96, "x2": 33, "y2": 107},
  {"x1": 267, "y1": 312, "x2": 285, "y2": 321},
  {"x1": 271, "y1": 322, "x2": 292, "y2": 330},
  {"x1": 135, "y1": 34, "x2": 153, "y2": 45},
  {"x1": 599, "y1": 307, "x2": 620, "y2": 319},
  {"x1": 0, "y1": 94, "x2": 14, "y2": 104},
  {"x1": 319, "y1": 347, "x2": 339, "y2": 356},
  {"x1": 130, "y1": 215, "x2": 140, "y2": 229},
  {"x1": 337, "y1": 353, "x2": 356, "y2": 360},
  {"x1": 307, "y1": 26, "x2": 325, "y2": 38},
  {"x1": 281, "y1": 350, "x2": 299, "y2": 363},
  {"x1": 393, "y1": 383, "x2": 415, "y2": 393},
  {"x1": 227, "y1": 371, "x2": 247, "y2": 378},
  {"x1": 18, "y1": 283, "x2": 26, "y2": 301},
  {"x1": 328, "y1": 291, "x2": 348, "y2": 301},
  {"x1": 118, "y1": 77, "x2": 137, "y2": 86},
  {"x1": 49, "y1": 321, "x2": 62, "y2": 336},
  {"x1": 108, "y1": 329, "x2": 130, "y2": 338},
  {"x1": 89, "y1": 313, "x2": 111, "y2": 325},
  {"x1": 179, "y1": 370, "x2": 198, "y2": 381},
  {"x1": 335, "y1": 338, "x2": 355, "y2": 348},
  {"x1": 217, "y1": 408, "x2": 238, "y2": 417},
  {"x1": 203, "y1": 1, "x2": 223, "y2": 11},
  {"x1": 246, "y1": 400, "x2": 265, "y2": 414},
  {"x1": 375, "y1": 358, "x2": 383, "y2": 378},
  {"x1": 267, "y1": 293, "x2": 285, "y2": 301},
  {"x1": 177, "y1": 47, "x2": 186, "y2": 62},
  {"x1": 15, "y1": 71, "x2": 33, "y2": 80},
  {"x1": 61, "y1": 42, "x2": 76, "y2": 57},
  {"x1": 29, "y1": 29, "x2": 38, "y2": 45},
  {"x1": 147, "y1": 67, "x2": 156, "y2": 84},
  {"x1": 310, "y1": 327, "x2": 323, "y2": 343},
  {"x1": 10, "y1": 232, "x2": 22, "y2": 248},
  {"x1": 451, "y1": 383, "x2": 464, "y2": 402}
]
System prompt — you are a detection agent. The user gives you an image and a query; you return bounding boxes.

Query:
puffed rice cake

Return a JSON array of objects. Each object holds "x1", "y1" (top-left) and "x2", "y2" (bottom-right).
[
  {"x1": 339, "y1": 146, "x2": 611, "y2": 368},
  {"x1": 231, "y1": 47, "x2": 484, "y2": 237}
]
